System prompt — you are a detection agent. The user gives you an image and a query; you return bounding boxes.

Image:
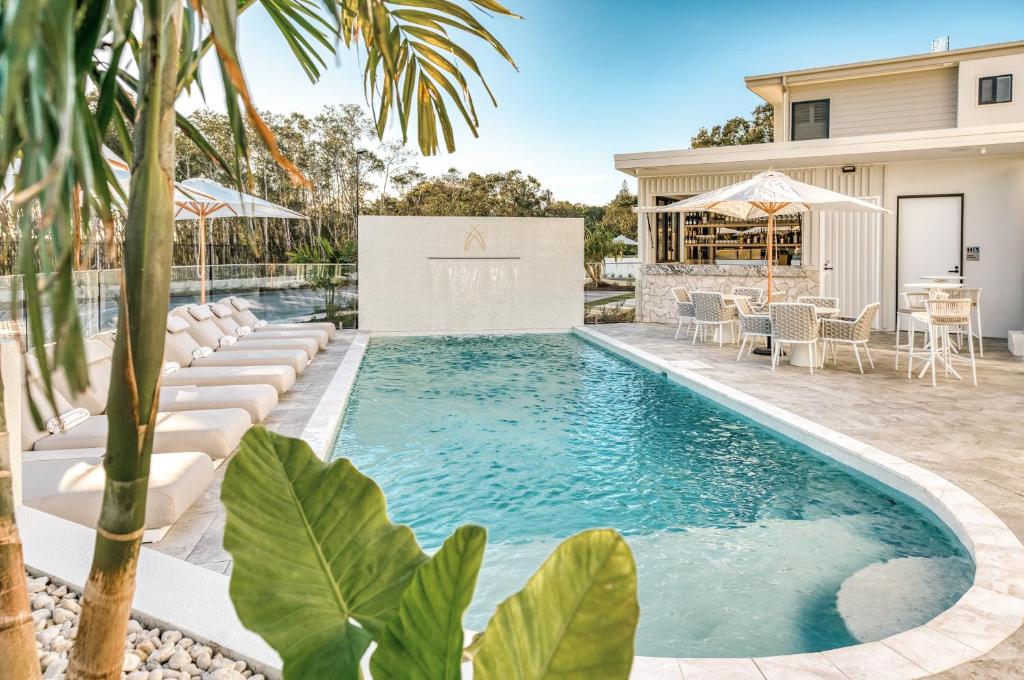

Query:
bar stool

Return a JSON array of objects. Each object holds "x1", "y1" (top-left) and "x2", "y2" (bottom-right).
[
  {"x1": 946, "y1": 287, "x2": 984, "y2": 357},
  {"x1": 908, "y1": 297, "x2": 977, "y2": 387},
  {"x1": 894, "y1": 291, "x2": 929, "y2": 369}
]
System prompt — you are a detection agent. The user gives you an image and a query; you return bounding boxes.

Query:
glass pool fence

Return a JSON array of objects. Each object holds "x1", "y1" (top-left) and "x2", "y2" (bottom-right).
[{"x1": 0, "y1": 263, "x2": 357, "y2": 346}]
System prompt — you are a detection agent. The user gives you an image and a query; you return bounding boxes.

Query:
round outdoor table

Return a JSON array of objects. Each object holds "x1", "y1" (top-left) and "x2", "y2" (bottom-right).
[
  {"x1": 904, "y1": 282, "x2": 963, "y2": 290},
  {"x1": 921, "y1": 275, "x2": 965, "y2": 283},
  {"x1": 789, "y1": 306, "x2": 840, "y2": 367}
]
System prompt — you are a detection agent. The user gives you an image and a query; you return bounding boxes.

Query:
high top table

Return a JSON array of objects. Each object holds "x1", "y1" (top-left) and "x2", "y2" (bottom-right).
[{"x1": 904, "y1": 282, "x2": 963, "y2": 291}]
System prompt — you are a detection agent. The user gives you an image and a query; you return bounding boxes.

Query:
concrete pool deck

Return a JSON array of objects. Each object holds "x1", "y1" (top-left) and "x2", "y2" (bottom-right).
[{"x1": 147, "y1": 322, "x2": 1024, "y2": 678}]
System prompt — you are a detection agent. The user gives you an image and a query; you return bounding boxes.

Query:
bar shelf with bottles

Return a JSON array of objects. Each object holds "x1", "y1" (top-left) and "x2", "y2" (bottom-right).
[{"x1": 681, "y1": 212, "x2": 802, "y2": 265}]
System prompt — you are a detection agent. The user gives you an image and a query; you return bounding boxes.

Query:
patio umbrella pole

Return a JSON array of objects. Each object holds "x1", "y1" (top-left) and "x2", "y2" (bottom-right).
[
  {"x1": 752, "y1": 204, "x2": 778, "y2": 356},
  {"x1": 199, "y1": 212, "x2": 206, "y2": 304}
]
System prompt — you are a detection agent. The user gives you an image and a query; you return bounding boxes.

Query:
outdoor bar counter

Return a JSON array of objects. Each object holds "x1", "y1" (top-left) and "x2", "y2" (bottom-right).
[{"x1": 636, "y1": 263, "x2": 820, "y2": 324}]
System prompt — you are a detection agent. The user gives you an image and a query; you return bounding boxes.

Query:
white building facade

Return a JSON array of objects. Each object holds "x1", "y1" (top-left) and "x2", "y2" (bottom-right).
[{"x1": 617, "y1": 41, "x2": 1024, "y2": 337}]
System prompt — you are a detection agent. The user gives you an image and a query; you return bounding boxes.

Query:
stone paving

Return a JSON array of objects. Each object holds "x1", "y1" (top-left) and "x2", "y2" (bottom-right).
[
  {"x1": 146, "y1": 331, "x2": 356, "y2": 574},
  {"x1": 591, "y1": 322, "x2": 1024, "y2": 679}
]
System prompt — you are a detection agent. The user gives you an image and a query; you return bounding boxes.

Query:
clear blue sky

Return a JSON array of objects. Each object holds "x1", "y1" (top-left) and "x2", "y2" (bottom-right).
[{"x1": 179, "y1": 0, "x2": 1024, "y2": 204}]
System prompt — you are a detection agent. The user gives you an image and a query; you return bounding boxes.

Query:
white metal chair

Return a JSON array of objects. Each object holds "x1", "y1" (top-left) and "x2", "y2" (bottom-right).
[
  {"x1": 735, "y1": 297, "x2": 772, "y2": 361},
  {"x1": 769, "y1": 303, "x2": 821, "y2": 374},
  {"x1": 908, "y1": 297, "x2": 977, "y2": 387},
  {"x1": 690, "y1": 291, "x2": 738, "y2": 347},
  {"x1": 671, "y1": 287, "x2": 695, "y2": 340},
  {"x1": 820, "y1": 303, "x2": 880, "y2": 373}
]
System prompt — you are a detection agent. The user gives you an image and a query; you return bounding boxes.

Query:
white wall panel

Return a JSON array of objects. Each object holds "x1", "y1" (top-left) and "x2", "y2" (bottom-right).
[{"x1": 359, "y1": 216, "x2": 583, "y2": 333}]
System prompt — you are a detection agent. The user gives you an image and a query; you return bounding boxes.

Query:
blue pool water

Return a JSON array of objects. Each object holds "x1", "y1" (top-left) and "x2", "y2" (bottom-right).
[{"x1": 331, "y1": 334, "x2": 973, "y2": 658}]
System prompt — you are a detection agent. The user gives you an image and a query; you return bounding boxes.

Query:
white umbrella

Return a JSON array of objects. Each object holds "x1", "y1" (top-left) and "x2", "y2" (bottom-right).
[
  {"x1": 612, "y1": 234, "x2": 638, "y2": 247},
  {"x1": 174, "y1": 177, "x2": 306, "y2": 303},
  {"x1": 636, "y1": 170, "x2": 889, "y2": 295}
]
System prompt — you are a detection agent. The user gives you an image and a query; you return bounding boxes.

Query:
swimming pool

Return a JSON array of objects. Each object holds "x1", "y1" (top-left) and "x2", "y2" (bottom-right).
[{"x1": 331, "y1": 333, "x2": 973, "y2": 658}]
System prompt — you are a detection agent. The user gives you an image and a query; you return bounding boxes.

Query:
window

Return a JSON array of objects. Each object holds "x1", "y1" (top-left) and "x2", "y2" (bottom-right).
[
  {"x1": 791, "y1": 99, "x2": 829, "y2": 141},
  {"x1": 979, "y1": 75, "x2": 1012, "y2": 105},
  {"x1": 653, "y1": 197, "x2": 678, "y2": 263}
]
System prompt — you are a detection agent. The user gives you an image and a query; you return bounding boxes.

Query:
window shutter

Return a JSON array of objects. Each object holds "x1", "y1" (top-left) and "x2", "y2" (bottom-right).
[{"x1": 792, "y1": 100, "x2": 829, "y2": 140}]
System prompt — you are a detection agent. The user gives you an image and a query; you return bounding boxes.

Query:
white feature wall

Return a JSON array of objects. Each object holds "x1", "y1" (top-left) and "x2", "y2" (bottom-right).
[
  {"x1": 958, "y1": 54, "x2": 1024, "y2": 127},
  {"x1": 358, "y1": 216, "x2": 584, "y2": 333}
]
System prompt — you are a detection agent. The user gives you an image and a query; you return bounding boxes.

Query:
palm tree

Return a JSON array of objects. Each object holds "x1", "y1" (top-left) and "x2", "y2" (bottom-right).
[{"x1": 0, "y1": 1, "x2": 517, "y2": 677}]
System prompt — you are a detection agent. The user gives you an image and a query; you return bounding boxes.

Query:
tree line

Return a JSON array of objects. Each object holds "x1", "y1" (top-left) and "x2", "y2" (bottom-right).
[{"x1": 0, "y1": 105, "x2": 638, "y2": 273}]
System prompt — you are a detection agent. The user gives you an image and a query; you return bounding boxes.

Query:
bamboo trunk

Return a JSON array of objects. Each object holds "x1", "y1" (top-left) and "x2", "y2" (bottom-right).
[
  {"x1": 66, "y1": 2, "x2": 181, "y2": 677},
  {"x1": 0, "y1": 419, "x2": 40, "y2": 680}
]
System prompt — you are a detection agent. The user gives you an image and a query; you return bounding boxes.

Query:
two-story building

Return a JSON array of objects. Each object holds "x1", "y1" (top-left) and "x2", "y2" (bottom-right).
[{"x1": 616, "y1": 40, "x2": 1024, "y2": 338}]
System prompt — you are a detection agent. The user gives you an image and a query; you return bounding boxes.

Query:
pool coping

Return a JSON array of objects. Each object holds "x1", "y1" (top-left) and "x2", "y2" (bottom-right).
[
  {"x1": 576, "y1": 325, "x2": 1024, "y2": 679},
  {"x1": 299, "y1": 330, "x2": 369, "y2": 460}
]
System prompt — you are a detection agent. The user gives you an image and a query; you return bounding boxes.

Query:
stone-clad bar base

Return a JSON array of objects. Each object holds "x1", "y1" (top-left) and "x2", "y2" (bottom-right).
[{"x1": 638, "y1": 264, "x2": 820, "y2": 323}]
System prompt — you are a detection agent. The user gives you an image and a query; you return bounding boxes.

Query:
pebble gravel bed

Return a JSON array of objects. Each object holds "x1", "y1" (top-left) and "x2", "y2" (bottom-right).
[{"x1": 27, "y1": 573, "x2": 270, "y2": 680}]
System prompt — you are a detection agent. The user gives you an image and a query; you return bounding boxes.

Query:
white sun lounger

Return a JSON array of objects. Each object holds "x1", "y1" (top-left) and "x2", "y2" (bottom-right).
[
  {"x1": 220, "y1": 296, "x2": 337, "y2": 341},
  {"x1": 164, "y1": 315, "x2": 308, "y2": 376},
  {"x1": 21, "y1": 448, "x2": 213, "y2": 531},
  {"x1": 93, "y1": 330, "x2": 297, "y2": 396},
  {"x1": 22, "y1": 355, "x2": 250, "y2": 460},
  {"x1": 49, "y1": 339, "x2": 279, "y2": 423},
  {"x1": 208, "y1": 301, "x2": 329, "y2": 350},
  {"x1": 173, "y1": 305, "x2": 320, "y2": 359}
]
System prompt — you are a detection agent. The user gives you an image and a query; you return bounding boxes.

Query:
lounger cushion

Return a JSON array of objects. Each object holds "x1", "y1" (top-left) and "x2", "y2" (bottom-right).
[
  {"x1": 187, "y1": 305, "x2": 215, "y2": 321},
  {"x1": 159, "y1": 384, "x2": 277, "y2": 423},
  {"x1": 255, "y1": 322, "x2": 337, "y2": 340},
  {"x1": 243, "y1": 328, "x2": 329, "y2": 349},
  {"x1": 209, "y1": 303, "x2": 234, "y2": 318},
  {"x1": 161, "y1": 365, "x2": 295, "y2": 395},
  {"x1": 171, "y1": 306, "x2": 318, "y2": 359},
  {"x1": 31, "y1": 407, "x2": 251, "y2": 460},
  {"x1": 219, "y1": 336, "x2": 317, "y2": 362},
  {"x1": 22, "y1": 451, "x2": 213, "y2": 529},
  {"x1": 204, "y1": 307, "x2": 324, "y2": 353},
  {"x1": 219, "y1": 297, "x2": 336, "y2": 342},
  {"x1": 192, "y1": 348, "x2": 307, "y2": 374},
  {"x1": 167, "y1": 315, "x2": 191, "y2": 333}
]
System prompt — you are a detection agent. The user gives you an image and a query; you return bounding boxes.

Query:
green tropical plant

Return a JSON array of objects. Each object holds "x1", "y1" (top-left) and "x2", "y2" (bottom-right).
[
  {"x1": 222, "y1": 428, "x2": 640, "y2": 680},
  {"x1": 584, "y1": 226, "x2": 626, "y2": 285},
  {"x1": 287, "y1": 236, "x2": 357, "y2": 265},
  {"x1": 0, "y1": 1, "x2": 518, "y2": 677}
]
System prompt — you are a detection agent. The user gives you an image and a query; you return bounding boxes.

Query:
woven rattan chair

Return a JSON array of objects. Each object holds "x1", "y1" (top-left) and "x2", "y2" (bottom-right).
[
  {"x1": 908, "y1": 297, "x2": 977, "y2": 387},
  {"x1": 691, "y1": 291, "x2": 738, "y2": 347},
  {"x1": 671, "y1": 287, "x2": 695, "y2": 340},
  {"x1": 820, "y1": 303, "x2": 880, "y2": 373},
  {"x1": 735, "y1": 297, "x2": 771, "y2": 361},
  {"x1": 730, "y1": 286, "x2": 765, "y2": 307},
  {"x1": 945, "y1": 287, "x2": 984, "y2": 357},
  {"x1": 769, "y1": 303, "x2": 821, "y2": 373},
  {"x1": 796, "y1": 295, "x2": 839, "y2": 317}
]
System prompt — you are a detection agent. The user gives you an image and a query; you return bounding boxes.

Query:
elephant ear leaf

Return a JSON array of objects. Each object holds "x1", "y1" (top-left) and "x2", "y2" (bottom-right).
[
  {"x1": 221, "y1": 427, "x2": 428, "y2": 680},
  {"x1": 371, "y1": 524, "x2": 488, "y2": 680},
  {"x1": 473, "y1": 529, "x2": 639, "y2": 680}
]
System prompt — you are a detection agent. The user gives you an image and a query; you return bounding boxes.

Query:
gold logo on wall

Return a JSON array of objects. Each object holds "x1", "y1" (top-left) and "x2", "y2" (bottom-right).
[{"x1": 463, "y1": 226, "x2": 486, "y2": 252}]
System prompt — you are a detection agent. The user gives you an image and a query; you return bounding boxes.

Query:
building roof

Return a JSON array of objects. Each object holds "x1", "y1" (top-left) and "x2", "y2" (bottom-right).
[
  {"x1": 614, "y1": 123, "x2": 1024, "y2": 177},
  {"x1": 746, "y1": 40, "x2": 1024, "y2": 105}
]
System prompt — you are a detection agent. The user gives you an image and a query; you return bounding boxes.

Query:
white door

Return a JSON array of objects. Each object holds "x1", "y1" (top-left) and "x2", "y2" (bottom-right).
[
  {"x1": 819, "y1": 196, "x2": 883, "y2": 325},
  {"x1": 897, "y1": 195, "x2": 963, "y2": 309}
]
